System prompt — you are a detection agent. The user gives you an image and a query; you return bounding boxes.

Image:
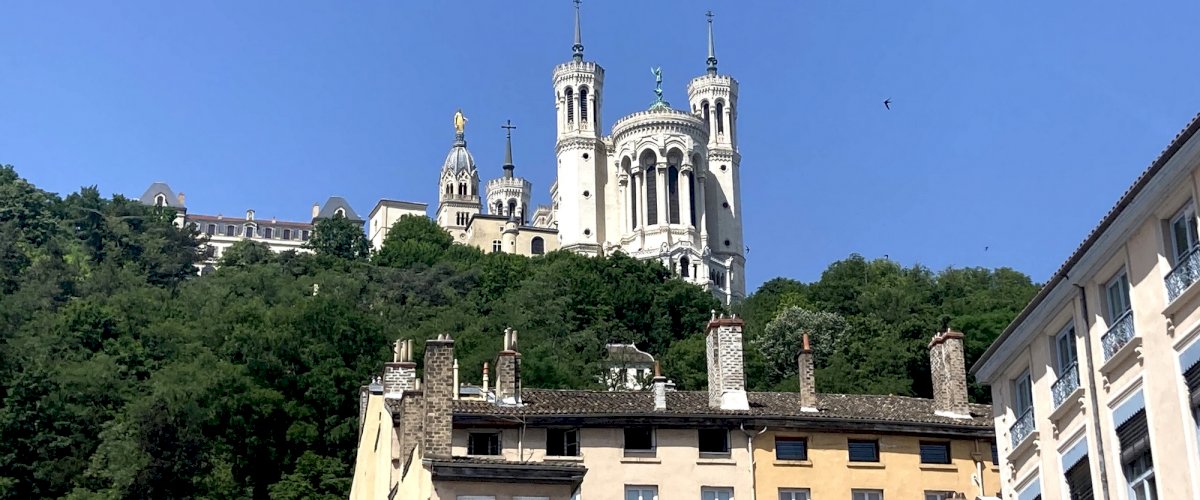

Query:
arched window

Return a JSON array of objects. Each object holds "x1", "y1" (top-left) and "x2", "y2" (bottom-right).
[
  {"x1": 459, "y1": 183, "x2": 466, "y2": 196},
  {"x1": 623, "y1": 157, "x2": 637, "y2": 229},
  {"x1": 688, "y1": 171, "x2": 697, "y2": 227},
  {"x1": 531, "y1": 237, "x2": 545, "y2": 255},
  {"x1": 244, "y1": 225, "x2": 255, "y2": 238},
  {"x1": 508, "y1": 199, "x2": 517, "y2": 218},
  {"x1": 282, "y1": 229, "x2": 291, "y2": 240},
  {"x1": 701, "y1": 100, "x2": 710, "y2": 127},
  {"x1": 226, "y1": 225, "x2": 235, "y2": 237},
  {"x1": 564, "y1": 87, "x2": 575, "y2": 124},
  {"x1": 579, "y1": 86, "x2": 589, "y2": 125},
  {"x1": 681, "y1": 257, "x2": 690, "y2": 278},
  {"x1": 334, "y1": 208, "x2": 346, "y2": 218},
  {"x1": 715, "y1": 101, "x2": 725, "y2": 134},
  {"x1": 668, "y1": 165, "x2": 680, "y2": 224},
  {"x1": 445, "y1": 184, "x2": 452, "y2": 195},
  {"x1": 154, "y1": 194, "x2": 166, "y2": 207},
  {"x1": 206, "y1": 224, "x2": 215, "y2": 236},
  {"x1": 264, "y1": 227, "x2": 273, "y2": 239}
]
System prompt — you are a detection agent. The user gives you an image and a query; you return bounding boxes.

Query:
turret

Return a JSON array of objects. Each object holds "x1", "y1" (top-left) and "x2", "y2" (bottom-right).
[
  {"x1": 435, "y1": 109, "x2": 482, "y2": 234},
  {"x1": 486, "y1": 120, "x2": 532, "y2": 223}
]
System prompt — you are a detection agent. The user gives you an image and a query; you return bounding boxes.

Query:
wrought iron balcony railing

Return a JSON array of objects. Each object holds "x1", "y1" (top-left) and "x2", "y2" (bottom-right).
[
  {"x1": 1101, "y1": 311, "x2": 1135, "y2": 360},
  {"x1": 1167, "y1": 245, "x2": 1200, "y2": 302},
  {"x1": 1051, "y1": 362, "x2": 1080, "y2": 408},
  {"x1": 1010, "y1": 408, "x2": 1035, "y2": 449}
]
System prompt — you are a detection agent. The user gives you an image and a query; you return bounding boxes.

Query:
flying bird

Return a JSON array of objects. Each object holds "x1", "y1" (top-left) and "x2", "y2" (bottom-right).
[
  {"x1": 985, "y1": 246, "x2": 989, "y2": 252},
  {"x1": 883, "y1": 99, "x2": 892, "y2": 110},
  {"x1": 745, "y1": 245, "x2": 751, "y2": 254}
]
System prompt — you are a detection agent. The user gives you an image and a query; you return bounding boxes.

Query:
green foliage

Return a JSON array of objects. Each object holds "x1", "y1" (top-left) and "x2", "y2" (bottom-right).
[
  {"x1": 305, "y1": 215, "x2": 369, "y2": 260},
  {"x1": 220, "y1": 240, "x2": 276, "y2": 267},
  {"x1": 754, "y1": 307, "x2": 850, "y2": 378}
]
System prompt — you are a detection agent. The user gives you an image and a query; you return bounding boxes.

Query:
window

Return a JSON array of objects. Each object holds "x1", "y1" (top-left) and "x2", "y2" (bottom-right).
[
  {"x1": 715, "y1": 101, "x2": 725, "y2": 134},
  {"x1": 681, "y1": 256, "x2": 690, "y2": 278},
  {"x1": 282, "y1": 229, "x2": 291, "y2": 240},
  {"x1": 531, "y1": 237, "x2": 545, "y2": 255},
  {"x1": 1013, "y1": 370, "x2": 1034, "y2": 416},
  {"x1": 645, "y1": 166, "x2": 658, "y2": 225},
  {"x1": 848, "y1": 439, "x2": 879, "y2": 462},
  {"x1": 1106, "y1": 272, "x2": 1132, "y2": 322},
  {"x1": 990, "y1": 443, "x2": 999, "y2": 465},
  {"x1": 565, "y1": 87, "x2": 575, "y2": 124},
  {"x1": 546, "y1": 428, "x2": 579, "y2": 457},
  {"x1": 264, "y1": 227, "x2": 273, "y2": 239},
  {"x1": 919, "y1": 441, "x2": 951, "y2": 464},
  {"x1": 1119, "y1": 409, "x2": 1155, "y2": 500},
  {"x1": 301, "y1": 230, "x2": 310, "y2": 241},
  {"x1": 457, "y1": 497, "x2": 496, "y2": 500},
  {"x1": 698, "y1": 429, "x2": 729, "y2": 455},
  {"x1": 491, "y1": 240, "x2": 502, "y2": 253},
  {"x1": 334, "y1": 207, "x2": 345, "y2": 218},
  {"x1": 154, "y1": 194, "x2": 165, "y2": 207},
  {"x1": 667, "y1": 165, "x2": 680, "y2": 224},
  {"x1": 1170, "y1": 203, "x2": 1198, "y2": 263},
  {"x1": 775, "y1": 436, "x2": 808, "y2": 461},
  {"x1": 701, "y1": 100, "x2": 710, "y2": 126},
  {"x1": 1056, "y1": 325, "x2": 1078, "y2": 373},
  {"x1": 630, "y1": 173, "x2": 639, "y2": 229},
  {"x1": 225, "y1": 225, "x2": 235, "y2": 237},
  {"x1": 701, "y1": 487, "x2": 733, "y2": 500},
  {"x1": 205, "y1": 224, "x2": 215, "y2": 236},
  {"x1": 625, "y1": 486, "x2": 656, "y2": 500},
  {"x1": 1065, "y1": 455, "x2": 1094, "y2": 500},
  {"x1": 687, "y1": 171, "x2": 696, "y2": 226},
  {"x1": 778, "y1": 489, "x2": 810, "y2": 500},
  {"x1": 624, "y1": 427, "x2": 654, "y2": 453},
  {"x1": 924, "y1": 493, "x2": 954, "y2": 500},
  {"x1": 244, "y1": 225, "x2": 254, "y2": 237},
  {"x1": 467, "y1": 432, "x2": 500, "y2": 456},
  {"x1": 579, "y1": 86, "x2": 589, "y2": 124},
  {"x1": 852, "y1": 490, "x2": 883, "y2": 500}
]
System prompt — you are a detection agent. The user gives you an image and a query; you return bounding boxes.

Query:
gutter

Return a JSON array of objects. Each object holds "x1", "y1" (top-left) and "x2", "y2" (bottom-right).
[
  {"x1": 1076, "y1": 284, "x2": 1110, "y2": 500},
  {"x1": 740, "y1": 424, "x2": 767, "y2": 500}
]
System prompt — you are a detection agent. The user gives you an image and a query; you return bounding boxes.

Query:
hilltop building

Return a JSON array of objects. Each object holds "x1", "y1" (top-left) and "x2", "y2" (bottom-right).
[
  {"x1": 349, "y1": 316, "x2": 1000, "y2": 500},
  {"x1": 972, "y1": 113, "x2": 1200, "y2": 500}
]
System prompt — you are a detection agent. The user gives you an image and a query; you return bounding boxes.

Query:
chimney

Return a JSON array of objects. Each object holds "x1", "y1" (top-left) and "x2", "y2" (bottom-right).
[
  {"x1": 652, "y1": 361, "x2": 668, "y2": 411},
  {"x1": 482, "y1": 362, "x2": 490, "y2": 393},
  {"x1": 312, "y1": 203, "x2": 320, "y2": 219},
  {"x1": 495, "y1": 328, "x2": 522, "y2": 405},
  {"x1": 453, "y1": 359, "x2": 460, "y2": 401},
  {"x1": 797, "y1": 333, "x2": 818, "y2": 412},
  {"x1": 706, "y1": 311, "x2": 749, "y2": 410},
  {"x1": 929, "y1": 329, "x2": 970, "y2": 418},
  {"x1": 422, "y1": 334, "x2": 455, "y2": 458},
  {"x1": 382, "y1": 339, "x2": 417, "y2": 396},
  {"x1": 176, "y1": 192, "x2": 186, "y2": 206}
]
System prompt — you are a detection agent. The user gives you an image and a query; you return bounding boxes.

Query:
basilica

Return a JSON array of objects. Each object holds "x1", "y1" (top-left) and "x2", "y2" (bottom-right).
[
  {"x1": 377, "y1": 4, "x2": 747, "y2": 303},
  {"x1": 141, "y1": 3, "x2": 745, "y2": 303}
]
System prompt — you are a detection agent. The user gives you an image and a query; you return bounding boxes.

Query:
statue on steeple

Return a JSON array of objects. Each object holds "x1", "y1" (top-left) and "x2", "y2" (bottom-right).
[
  {"x1": 650, "y1": 67, "x2": 669, "y2": 108},
  {"x1": 453, "y1": 109, "x2": 468, "y2": 136}
]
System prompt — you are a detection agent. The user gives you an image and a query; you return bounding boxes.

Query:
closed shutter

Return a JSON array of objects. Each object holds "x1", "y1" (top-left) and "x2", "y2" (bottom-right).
[
  {"x1": 1116, "y1": 409, "x2": 1150, "y2": 465},
  {"x1": 1185, "y1": 361, "x2": 1200, "y2": 409},
  {"x1": 1064, "y1": 455, "x2": 1093, "y2": 500}
]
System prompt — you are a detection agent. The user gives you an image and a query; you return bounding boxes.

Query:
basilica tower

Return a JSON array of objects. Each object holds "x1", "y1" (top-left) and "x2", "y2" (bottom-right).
[
  {"x1": 686, "y1": 12, "x2": 745, "y2": 301},
  {"x1": 435, "y1": 109, "x2": 482, "y2": 241},
  {"x1": 485, "y1": 121, "x2": 532, "y2": 223},
  {"x1": 552, "y1": 0, "x2": 607, "y2": 255}
]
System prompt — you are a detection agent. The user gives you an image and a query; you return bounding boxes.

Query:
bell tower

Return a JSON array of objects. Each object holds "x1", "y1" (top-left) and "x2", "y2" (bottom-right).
[
  {"x1": 687, "y1": 11, "x2": 745, "y2": 302},
  {"x1": 553, "y1": 0, "x2": 606, "y2": 255},
  {"x1": 435, "y1": 109, "x2": 482, "y2": 240}
]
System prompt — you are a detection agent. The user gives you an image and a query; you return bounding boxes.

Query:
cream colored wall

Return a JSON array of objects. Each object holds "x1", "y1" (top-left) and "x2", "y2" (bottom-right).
[
  {"x1": 754, "y1": 431, "x2": 997, "y2": 499},
  {"x1": 433, "y1": 482, "x2": 572, "y2": 500},
  {"x1": 349, "y1": 394, "x2": 395, "y2": 500},
  {"x1": 464, "y1": 221, "x2": 559, "y2": 256},
  {"x1": 369, "y1": 205, "x2": 428, "y2": 251},
  {"x1": 452, "y1": 427, "x2": 752, "y2": 498}
]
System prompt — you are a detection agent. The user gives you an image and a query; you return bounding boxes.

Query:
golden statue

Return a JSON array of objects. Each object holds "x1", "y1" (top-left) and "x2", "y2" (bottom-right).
[{"x1": 453, "y1": 109, "x2": 468, "y2": 135}]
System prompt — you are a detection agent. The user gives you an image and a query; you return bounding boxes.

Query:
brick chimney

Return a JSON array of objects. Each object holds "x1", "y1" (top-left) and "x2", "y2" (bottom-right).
[
  {"x1": 495, "y1": 327, "x2": 522, "y2": 405},
  {"x1": 706, "y1": 312, "x2": 749, "y2": 410},
  {"x1": 652, "y1": 361, "x2": 668, "y2": 411},
  {"x1": 383, "y1": 339, "x2": 417, "y2": 396},
  {"x1": 929, "y1": 329, "x2": 970, "y2": 418},
  {"x1": 797, "y1": 333, "x2": 818, "y2": 412},
  {"x1": 422, "y1": 334, "x2": 455, "y2": 458}
]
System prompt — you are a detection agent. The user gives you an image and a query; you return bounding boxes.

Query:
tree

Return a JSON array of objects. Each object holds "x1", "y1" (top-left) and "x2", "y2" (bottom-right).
[
  {"x1": 373, "y1": 215, "x2": 456, "y2": 268},
  {"x1": 220, "y1": 240, "x2": 276, "y2": 267},
  {"x1": 753, "y1": 306, "x2": 850, "y2": 379},
  {"x1": 305, "y1": 216, "x2": 369, "y2": 260}
]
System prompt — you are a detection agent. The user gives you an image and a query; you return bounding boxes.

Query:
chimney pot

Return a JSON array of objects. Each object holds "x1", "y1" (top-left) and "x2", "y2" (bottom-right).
[{"x1": 797, "y1": 334, "x2": 817, "y2": 412}]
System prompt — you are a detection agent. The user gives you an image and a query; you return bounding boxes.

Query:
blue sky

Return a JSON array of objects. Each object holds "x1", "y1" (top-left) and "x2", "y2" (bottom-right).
[{"x1": 4, "y1": 1, "x2": 1199, "y2": 292}]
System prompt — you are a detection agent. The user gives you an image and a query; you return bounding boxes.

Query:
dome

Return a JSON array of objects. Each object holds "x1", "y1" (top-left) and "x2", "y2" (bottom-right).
[{"x1": 442, "y1": 135, "x2": 476, "y2": 174}]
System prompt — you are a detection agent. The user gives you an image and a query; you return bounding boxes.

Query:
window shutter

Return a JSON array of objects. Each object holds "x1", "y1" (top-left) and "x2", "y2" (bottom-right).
[
  {"x1": 1116, "y1": 409, "x2": 1150, "y2": 465},
  {"x1": 1064, "y1": 455, "x2": 1093, "y2": 500},
  {"x1": 775, "y1": 438, "x2": 808, "y2": 460},
  {"x1": 848, "y1": 440, "x2": 879, "y2": 462},
  {"x1": 1185, "y1": 361, "x2": 1200, "y2": 409}
]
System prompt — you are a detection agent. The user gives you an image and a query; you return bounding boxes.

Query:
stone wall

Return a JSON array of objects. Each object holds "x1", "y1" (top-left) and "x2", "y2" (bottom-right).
[
  {"x1": 705, "y1": 315, "x2": 747, "y2": 410},
  {"x1": 423, "y1": 336, "x2": 455, "y2": 458},
  {"x1": 797, "y1": 333, "x2": 816, "y2": 409},
  {"x1": 929, "y1": 330, "x2": 969, "y2": 416}
]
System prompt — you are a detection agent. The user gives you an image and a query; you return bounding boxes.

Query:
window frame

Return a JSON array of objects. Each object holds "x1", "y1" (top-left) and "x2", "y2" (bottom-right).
[
  {"x1": 623, "y1": 427, "x2": 656, "y2": 454},
  {"x1": 1055, "y1": 324, "x2": 1078, "y2": 374},
  {"x1": 924, "y1": 492, "x2": 954, "y2": 500},
  {"x1": 698, "y1": 428, "x2": 730, "y2": 456},
  {"x1": 847, "y1": 439, "x2": 880, "y2": 463},
  {"x1": 700, "y1": 487, "x2": 733, "y2": 500},
  {"x1": 1170, "y1": 202, "x2": 1199, "y2": 264},
  {"x1": 851, "y1": 489, "x2": 883, "y2": 500},
  {"x1": 545, "y1": 428, "x2": 580, "y2": 457},
  {"x1": 491, "y1": 240, "x2": 502, "y2": 253},
  {"x1": 1013, "y1": 369, "x2": 1034, "y2": 416},
  {"x1": 467, "y1": 431, "x2": 501, "y2": 456},
  {"x1": 777, "y1": 489, "x2": 810, "y2": 500},
  {"x1": 1105, "y1": 271, "x2": 1132, "y2": 323},
  {"x1": 624, "y1": 485, "x2": 657, "y2": 500},
  {"x1": 774, "y1": 436, "x2": 808, "y2": 461},
  {"x1": 918, "y1": 441, "x2": 952, "y2": 465}
]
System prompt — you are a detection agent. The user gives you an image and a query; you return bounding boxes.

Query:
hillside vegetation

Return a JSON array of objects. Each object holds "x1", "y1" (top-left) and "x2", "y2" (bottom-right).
[{"x1": 0, "y1": 165, "x2": 1037, "y2": 498}]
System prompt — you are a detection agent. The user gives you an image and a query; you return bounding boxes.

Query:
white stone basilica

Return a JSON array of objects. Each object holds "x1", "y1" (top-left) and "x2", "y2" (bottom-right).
[{"x1": 400, "y1": 4, "x2": 746, "y2": 303}]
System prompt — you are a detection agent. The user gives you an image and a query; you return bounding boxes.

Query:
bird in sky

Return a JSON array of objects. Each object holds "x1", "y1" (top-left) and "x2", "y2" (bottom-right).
[
  {"x1": 985, "y1": 246, "x2": 990, "y2": 252},
  {"x1": 883, "y1": 99, "x2": 892, "y2": 110},
  {"x1": 745, "y1": 245, "x2": 751, "y2": 254}
]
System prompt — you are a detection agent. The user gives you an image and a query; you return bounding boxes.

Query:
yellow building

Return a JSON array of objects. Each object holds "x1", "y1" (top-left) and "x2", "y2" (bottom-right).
[{"x1": 350, "y1": 319, "x2": 1000, "y2": 500}]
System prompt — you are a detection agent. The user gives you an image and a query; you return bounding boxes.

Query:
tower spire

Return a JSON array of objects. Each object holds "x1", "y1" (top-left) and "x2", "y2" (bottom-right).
[
  {"x1": 706, "y1": 10, "x2": 718, "y2": 75},
  {"x1": 501, "y1": 120, "x2": 517, "y2": 178},
  {"x1": 572, "y1": 0, "x2": 584, "y2": 62}
]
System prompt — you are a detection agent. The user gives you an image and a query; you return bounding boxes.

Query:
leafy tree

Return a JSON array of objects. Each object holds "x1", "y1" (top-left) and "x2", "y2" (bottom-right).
[
  {"x1": 305, "y1": 215, "x2": 369, "y2": 260},
  {"x1": 753, "y1": 306, "x2": 850, "y2": 379},
  {"x1": 220, "y1": 240, "x2": 276, "y2": 267}
]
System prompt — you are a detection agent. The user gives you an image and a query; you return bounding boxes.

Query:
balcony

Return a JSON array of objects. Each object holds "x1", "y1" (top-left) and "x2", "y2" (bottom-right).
[
  {"x1": 1167, "y1": 246, "x2": 1200, "y2": 302},
  {"x1": 1010, "y1": 408, "x2": 1035, "y2": 449},
  {"x1": 1101, "y1": 311, "x2": 1135, "y2": 360},
  {"x1": 1051, "y1": 362, "x2": 1080, "y2": 409}
]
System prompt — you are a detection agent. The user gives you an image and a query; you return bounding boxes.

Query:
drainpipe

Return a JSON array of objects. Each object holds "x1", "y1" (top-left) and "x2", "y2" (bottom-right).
[
  {"x1": 1076, "y1": 284, "x2": 1111, "y2": 500},
  {"x1": 740, "y1": 424, "x2": 767, "y2": 500}
]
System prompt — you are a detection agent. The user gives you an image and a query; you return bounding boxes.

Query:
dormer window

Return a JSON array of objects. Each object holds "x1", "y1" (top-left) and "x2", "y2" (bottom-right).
[
  {"x1": 334, "y1": 208, "x2": 346, "y2": 218},
  {"x1": 154, "y1": 194, "x2": 166, "y2": 207}
]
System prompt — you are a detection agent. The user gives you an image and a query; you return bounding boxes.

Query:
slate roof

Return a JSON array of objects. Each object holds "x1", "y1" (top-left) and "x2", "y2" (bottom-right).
[
  {"x1": 451, "y1": 389, "x2": 992, "y2": 429},
  {"x1": 315, "y1": 196, "x2": 363, "y2": 222},
  {"x1": 187, "y1": 213, "x2": 312, "y2": 228},
  {"x1": 973, "y1": 112, "x2": 1200, "y2": 374},
  {"x1": 139, "y1": 182, "x2": 184, "y2": 208}
]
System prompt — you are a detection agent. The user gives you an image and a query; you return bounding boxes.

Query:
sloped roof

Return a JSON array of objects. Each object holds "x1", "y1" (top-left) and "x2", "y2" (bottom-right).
[
  {"x1": 139, "y1": 182, "x2": 184, "y2": 208},
  {"x1": 972, "y1": 112, "x2": 1200, "y2": 375},
  {"x1": 315, "y1": 196, "x2": 362, "y2": 222},
  {"x1": 451, "y1": 389, "x2": 992, "y2": 431}
]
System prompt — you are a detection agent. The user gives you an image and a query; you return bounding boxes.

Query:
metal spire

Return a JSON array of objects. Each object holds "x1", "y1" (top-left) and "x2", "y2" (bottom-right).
[
  {"x1": 501, "y1": 120, "x2": 517, "y2": 178},
  {"x1": 706, "y1": 10, "x2": 718, "y2": 75},
  {"x1": 572, "y1": 0, "x2": 584, "y2": 62}
]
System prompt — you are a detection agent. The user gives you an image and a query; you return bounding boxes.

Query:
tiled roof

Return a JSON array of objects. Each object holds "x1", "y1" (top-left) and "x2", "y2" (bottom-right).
[
  {"x1": 451, "y1": 389, "x2": 992, "y2": 428},
  {"x1": 973, "y1": 112, "x2": 1200, "y2": 375},
  {"x1": 430, "y1": 456, "x2": 586, "y2": 470}
]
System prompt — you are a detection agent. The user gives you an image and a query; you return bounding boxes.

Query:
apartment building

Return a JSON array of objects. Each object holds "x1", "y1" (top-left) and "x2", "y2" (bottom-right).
[
  {"x1": 350, "y1": 318, "x2": 1000, "y2": 499},
  {"x1": 971, "y1": 113, "x2": 1200, "y2": 499}
]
